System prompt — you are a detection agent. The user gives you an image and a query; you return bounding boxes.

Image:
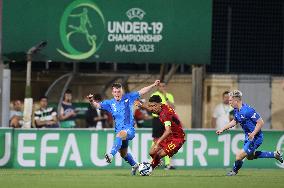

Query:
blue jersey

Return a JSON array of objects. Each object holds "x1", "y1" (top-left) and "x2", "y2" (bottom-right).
[
  {"x1": 100, "y1": 91, "x2": 140, "y2": 133},
  {"x1": 233, "y1": 103, "x2": 263, "y2": 141}
]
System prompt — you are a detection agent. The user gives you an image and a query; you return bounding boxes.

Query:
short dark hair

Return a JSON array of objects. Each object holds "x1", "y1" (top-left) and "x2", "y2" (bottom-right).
[
  {"x1": 65, "y1": 89, "x2": 72, "y2": 94},
  {"x1": 93, "y1": 94, "x2": 102, "y2": 101},
  {"x1": 112, "y1": 83, "x2": 122, "y2": 89},
  {"x1": 149, "y1": 95, "x2": 162, "y2": 103},
  {"x1": 223, "y1": 91, "x2": 230, "y2": 96},
  {"x1": 39, "y1": 95, "x2": 48, "y2": 101}
]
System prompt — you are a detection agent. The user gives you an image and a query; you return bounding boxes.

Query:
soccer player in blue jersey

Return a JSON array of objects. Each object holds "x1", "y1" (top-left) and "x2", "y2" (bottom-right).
[
  {"x1": 216, "y1": 90, "x2": 283, "y2": 176},
  {"x1": 87, "y1": 80, "x2": 160, "y2": 175}
]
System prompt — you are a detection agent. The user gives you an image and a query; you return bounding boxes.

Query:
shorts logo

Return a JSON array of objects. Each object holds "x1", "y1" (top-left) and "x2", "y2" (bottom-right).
[{"x1": 167, "y1": 142, "x2": 176, "y2": 151}]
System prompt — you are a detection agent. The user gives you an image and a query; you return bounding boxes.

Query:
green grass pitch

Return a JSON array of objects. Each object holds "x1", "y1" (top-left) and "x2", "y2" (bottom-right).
[{"x1": 0, "y1": 169, "x2": 283, "y2": 188}]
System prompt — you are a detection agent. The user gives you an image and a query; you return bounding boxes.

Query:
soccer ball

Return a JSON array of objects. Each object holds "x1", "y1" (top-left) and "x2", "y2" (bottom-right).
[{"x1": 138, "y1": 162, "x2": 152, "y2": 176}]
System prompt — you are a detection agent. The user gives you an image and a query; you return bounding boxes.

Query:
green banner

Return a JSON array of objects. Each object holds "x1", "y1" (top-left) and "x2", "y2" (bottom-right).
[
  {"x1": 1, "y1": 128, "x2": 284, "y2": 169},
  {"x1": 3, "y1": 0, "x2": 212, "y2": 64}
]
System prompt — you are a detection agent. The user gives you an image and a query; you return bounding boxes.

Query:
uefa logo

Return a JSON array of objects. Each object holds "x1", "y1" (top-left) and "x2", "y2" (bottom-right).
[{"x1": 57, "y1": 0, "x2": 106, "y2": 60}]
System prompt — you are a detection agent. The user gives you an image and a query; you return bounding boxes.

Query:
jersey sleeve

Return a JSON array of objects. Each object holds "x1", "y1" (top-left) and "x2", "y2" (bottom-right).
[
  {"x1": 100, "y1": 100, "x2": 112, "y2": 113},
  {"x1": 126, "y1": 91, "x2": 140, "y2": 103},
  {"x1": 245, "y1": 107, "x2": 261, "y2": 123}
]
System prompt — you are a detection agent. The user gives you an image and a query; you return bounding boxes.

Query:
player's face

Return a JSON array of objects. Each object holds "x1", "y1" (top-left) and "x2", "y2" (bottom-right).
[
  {"x1": 64, "y1": 93, "x2": 72, "y2": 102},
  {"x1": 13, "y1": 100, "x2": 22, "y2": 111},
  {"x1": 223, "y1": 94, "x2": 229, "y2": 105},
  {"x1": 158, "y1": 83, "x2": 166, "y2": 93},
  {"x1": 230, "y1": 97, "x2": 238, "y2": 108},
  {"x1": 40, "y1": 98, "x2": 48, "y2": 109},
  {"x1": 147, "y1": 102, "x2": 162, "y2": 114},
  {"x1": 112, "y1": 87, "x2": 123, "y2": 101}
]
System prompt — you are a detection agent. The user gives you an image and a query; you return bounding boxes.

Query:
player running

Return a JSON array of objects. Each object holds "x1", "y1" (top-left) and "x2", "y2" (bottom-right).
[
  {"x1": 216, "y1": 90, "x2": 283, "y2": 176},
  {"x1": 87, "y1": 80, "x2": 160, "y2": 175},
  {"x1": 138, "y1": 95, "x2": 185, "y2": 170}
]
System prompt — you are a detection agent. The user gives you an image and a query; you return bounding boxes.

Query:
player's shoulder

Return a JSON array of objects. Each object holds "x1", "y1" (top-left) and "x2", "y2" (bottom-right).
[
  {"x1": 124, "y1": 91, "x2": 139, "y2": 98},
  {"x1": 243, "y1": 103, "x2": 255, "y2": 112},
  {"x1": 161, "y1": 104, "x2": 175, "y2": 115},
  {"x1": 101, "y1": 98, "x2": 113, "y2": 105}
]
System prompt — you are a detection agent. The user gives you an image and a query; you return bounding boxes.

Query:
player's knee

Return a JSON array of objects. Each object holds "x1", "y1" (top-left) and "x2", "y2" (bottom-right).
[
  {"x1": 149, "y1": 150, "x2": 155, "y2": 157},
  {"x1": 236, "y1": 154, "x2": 244, "y2": 161},
  {"x1": 246, "y1": 155, "x2": 254, "y2": 160},
  {"x1": 119, "y1": 150, "x2": 127, "y2": 158},
  {"x1": 120, "y1": 152, "x2": 127, "y2": 158},
  {"x1": 117, "y1": 131, "x2": 127, "y2": 139}
]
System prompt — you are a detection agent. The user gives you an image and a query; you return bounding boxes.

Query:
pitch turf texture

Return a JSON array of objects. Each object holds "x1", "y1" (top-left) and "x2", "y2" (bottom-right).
[{"x1": 0, "y1": 169, "x2": 283, "y2": 188}]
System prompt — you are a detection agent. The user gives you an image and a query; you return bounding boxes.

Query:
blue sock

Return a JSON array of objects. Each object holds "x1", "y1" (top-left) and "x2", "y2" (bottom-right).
[
  {"x1": 124, "y1": 153, "x2": 137, "y2": 166},
  {"x1": 254, "y1": 151, "x2": 274, "y2": 159},
  {"x1": 233, "y1": 160, "x2": 243, "y2": 172},
  {"x1": 110, "y1": 137, "x2": 122, "y2": 156}
]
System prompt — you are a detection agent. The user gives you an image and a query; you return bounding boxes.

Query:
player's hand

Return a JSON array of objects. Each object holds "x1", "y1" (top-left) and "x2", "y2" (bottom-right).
[
  {"x1": 216, "y1": 129, "x2": 223, "y2": 135},
  {"x1": 248, "y1": 132, "x2": 255, "y2": 141},
  {"x1": 154, "y1": 80, "x2": 160, "y2": 86},
  {"x1": 87, "y1": 94, "x2": 94, "y2": 102},
  {"x1": 134, "y1": 100, "x2": 142, "y2": 108},
  {"x1": 153, "y1": 143, "x2": 159, "y2": 150}
]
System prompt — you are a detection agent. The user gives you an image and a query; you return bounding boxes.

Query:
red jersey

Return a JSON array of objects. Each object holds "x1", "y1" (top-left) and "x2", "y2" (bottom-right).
[{"x1": 159, "y1": 104, "x2": 185, "y2": 139}]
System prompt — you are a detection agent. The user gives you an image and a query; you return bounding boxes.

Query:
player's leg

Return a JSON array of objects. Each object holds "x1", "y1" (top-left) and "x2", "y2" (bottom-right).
[
  {"x1": 119, "y1": 128, "x2": 139, "y2": 175},
  {"x1": 151, "y1": 148, "x2": 167, "y2": 169},
  {"x1": 151, "y1": 138, "x2": 184, "y2": 169},
  {"x1": 119, "y1": 144, "x2": 139, "y2": 175},
  {"x1": 105, "y1": 130, "x2": 127, "y2": 163},
  {"x1": 253, "y1": 150, "x2": 283, "y2": 163},
  {"x1": 252, "y1": 140, "x2": 283, "y2": 163},
  {"x1": 227, "y1": 141, "x2": 250, "y2": 176},
  {"x1": 164, "y1": 156, "x2": 175, "y2": 170}
]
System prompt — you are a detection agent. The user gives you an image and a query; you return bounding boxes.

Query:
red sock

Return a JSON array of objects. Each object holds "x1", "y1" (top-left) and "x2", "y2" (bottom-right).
[{"x1": 150, "y1": 154, "x2": 161, "y2": 169}]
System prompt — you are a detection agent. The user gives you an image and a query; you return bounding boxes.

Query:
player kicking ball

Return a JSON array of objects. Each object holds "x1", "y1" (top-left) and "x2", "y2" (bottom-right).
[
  {"x1": 138, "y1": 95, "x2": 185, "y2": 170},
  {"x1": 87, "y1": 80, "x2": 160, "y2": 175},
  {"x1": 216, "y1": 90, "x2": 283, "y2": 176}
]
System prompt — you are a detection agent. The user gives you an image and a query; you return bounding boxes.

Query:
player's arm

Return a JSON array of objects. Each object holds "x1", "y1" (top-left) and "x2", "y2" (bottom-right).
[
  {"x1": 87, "y1": 94, "x2": 101, "y2": 109},
  {"x1": 59, "y1": 106, "x2": 75, "y2": 120},
  {"x1": 216, "y1": 119, "x2": 237, "y2": 135},
  {"x1": 248, "y1": 111, "x2": 264, "y2": 140},
  {"x1": 156, "y1": 121, "x2": 172, "y2": 145},
  {"x1": 138, "y1": 80, "x2": 160, "y2": 96},
  {"x1": 248, "y1": 118, "x2": 264, "y2": 140}
]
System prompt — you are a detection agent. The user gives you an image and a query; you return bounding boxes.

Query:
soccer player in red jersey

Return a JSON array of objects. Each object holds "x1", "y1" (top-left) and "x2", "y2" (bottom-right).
[{"x1": 139, "y1": 95, "x2": 185, "y2": 169}]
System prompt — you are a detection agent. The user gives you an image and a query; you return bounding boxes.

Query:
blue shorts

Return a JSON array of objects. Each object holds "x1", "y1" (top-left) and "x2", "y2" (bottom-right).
[
  {"x1": 243, "y1": 137, "x2": 263, "y2": 155},
  {"x1": 119, "y1": 127, "x2": 135, "y2": 149}
]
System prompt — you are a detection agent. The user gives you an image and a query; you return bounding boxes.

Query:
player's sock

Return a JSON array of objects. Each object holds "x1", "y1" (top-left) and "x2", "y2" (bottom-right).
[
  {"x1": 110, "y1": 137, "x2": 122, "y2": 156},
  {"x1": 164, "y1": 155, "x2": 170, "y2": 166},
  {"x1": 254, "y1": 151, "x2": 274, "y2": 159},
  {"x1": 151, "y1": 154, "x2": 161, "y2": 169},
  {"x1": 233, "y1": 160, "x2": 243, "y2": 172},
  {"x1": 124, "y1": 153, "x2": 137, "y2": 166}
]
